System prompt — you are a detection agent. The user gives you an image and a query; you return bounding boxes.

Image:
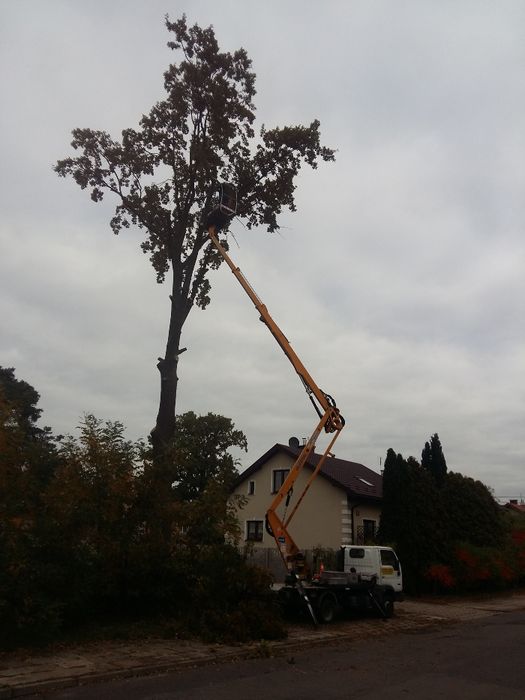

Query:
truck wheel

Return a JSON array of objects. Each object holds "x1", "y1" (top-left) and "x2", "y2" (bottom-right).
[{"x1": 318, "y1": 593, "x2": 338, "y2": 624}]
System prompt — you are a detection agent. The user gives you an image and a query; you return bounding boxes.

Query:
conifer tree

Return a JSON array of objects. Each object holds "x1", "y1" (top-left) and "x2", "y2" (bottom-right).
[{"x1": 421, "y1": 432, "x2": 448, "y2": 486}]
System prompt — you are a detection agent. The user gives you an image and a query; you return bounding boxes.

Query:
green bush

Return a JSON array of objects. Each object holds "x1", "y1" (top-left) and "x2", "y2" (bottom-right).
[
  {"x1": 0, "y1": 404, "x2": 285, "y2": 649},
  {"x1": 379, "y1": 440, "x2": 516, "y2": 595}
]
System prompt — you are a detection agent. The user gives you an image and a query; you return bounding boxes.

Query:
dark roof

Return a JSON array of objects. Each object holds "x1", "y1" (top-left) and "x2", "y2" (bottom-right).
[{"x1": 235, "y1": 443, "x2": 382, "y2": 501}]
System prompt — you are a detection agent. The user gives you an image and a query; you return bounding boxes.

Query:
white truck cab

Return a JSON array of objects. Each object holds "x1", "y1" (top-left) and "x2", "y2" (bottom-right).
[{"x1": 341, "y1": 545, "x2": 403, "y2": 595}]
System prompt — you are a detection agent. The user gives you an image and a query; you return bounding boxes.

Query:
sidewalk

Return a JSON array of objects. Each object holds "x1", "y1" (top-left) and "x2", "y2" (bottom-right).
[{"x1": 1, "y1": 591, "x2": 524, "y2": 698}]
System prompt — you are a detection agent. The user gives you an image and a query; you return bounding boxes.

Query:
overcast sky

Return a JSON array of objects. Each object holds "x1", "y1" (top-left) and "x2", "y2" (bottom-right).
[{"x1": 1, "y1": 1, "x2": 524, "y2": 500}]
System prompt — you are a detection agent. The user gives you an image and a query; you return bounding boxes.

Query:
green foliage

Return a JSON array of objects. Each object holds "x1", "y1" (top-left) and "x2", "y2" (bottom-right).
[
  {"x1": 169, "y1": 411, "x2": 247, "y2": 501},
  {"x1": 425, "y1": 536, "x2": 524, "y2": 594},
  {"x1": 378, "y1": 449, "x2": 447, "y2": 592},
  {"x1": 380, "y1": 433, "x2": 513, "y2": 594},
  {"x1": 424, "y1": 563, "x2": 456, "y2": 592},
  {"x1": 55, "y1": 15, "x2": 335, "y2": 452},
  {"x1": 0, "y1": 371, "x2": 64, "y2": 648},
  {"x1": 0, "y1": 366, "x2": 42, "y2": 430},
  {"x1": 0, "y1": 370, "x2": 284, "y2": 648},
  {"x1": 421, "y1": 433, "x2": 447, "y2": 486},
  {"x1": 173, "y1": 544, "x2": 285, "y2": 643},
  {"x1": 442, "y1": 472, "x2": 506, "y2": 548},
  {"x1": 55, "y1": 16, "x2": 334, "y2": 284},
  {"x1": 377, "y1": 448, "x2": 403, "y2": 545},
  {"x1": 43, "y1": 415, "x2": 141, "y2": 614},
  {"x1": 451, "y1": 543, "x2": 514, "y2": 590},
  {"x1": 0, "y1": 366, "x2": 60, "y2": 496},
  {"x1": 510, "y1": 528, "x2": 525, "y2": 583}
]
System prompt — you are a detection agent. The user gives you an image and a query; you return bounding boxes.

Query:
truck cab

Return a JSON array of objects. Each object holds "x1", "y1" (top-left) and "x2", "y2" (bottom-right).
[{"x1": 340, "y1": 545, "x2": 403, "y2": 597}]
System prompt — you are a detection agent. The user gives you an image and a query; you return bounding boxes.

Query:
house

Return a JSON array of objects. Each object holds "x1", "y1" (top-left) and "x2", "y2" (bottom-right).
[
  {"x1": 231, "y1": 438, "x2": 383, "y2": 551},
  {"x1": 504, "y1": 500, "x2": 525, "y2": 515}
]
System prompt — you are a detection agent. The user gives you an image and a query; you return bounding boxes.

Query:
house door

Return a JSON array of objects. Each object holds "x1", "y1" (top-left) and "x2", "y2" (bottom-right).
[{"x1": 362, "y1": 519, "x2": 377, "y2": 542}]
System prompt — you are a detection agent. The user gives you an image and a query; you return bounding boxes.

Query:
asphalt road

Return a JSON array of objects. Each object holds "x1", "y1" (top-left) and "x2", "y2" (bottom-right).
[{"x1": 41, "y1": 609, "x2": 525, "y2": 700}]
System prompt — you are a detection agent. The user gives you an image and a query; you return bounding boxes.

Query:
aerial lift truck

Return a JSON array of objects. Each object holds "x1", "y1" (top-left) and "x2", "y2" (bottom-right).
[{"x1": 206, "y1": 186, "x2": 402, "y2": 623}]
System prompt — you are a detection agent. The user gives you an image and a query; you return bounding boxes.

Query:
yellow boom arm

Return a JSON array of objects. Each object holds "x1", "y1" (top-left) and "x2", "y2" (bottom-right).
[{"x1": 208, "y1": 225, "x2": 345, "y2": 571}]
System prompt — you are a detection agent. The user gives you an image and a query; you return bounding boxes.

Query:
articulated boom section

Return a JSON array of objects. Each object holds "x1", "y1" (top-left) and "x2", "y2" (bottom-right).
[
  {"x1": 265, "y1": 414, "x2": 343, "y2": 569},
  {"x1": 207, "y1": 224, "x2": 345, "y2": 573}
]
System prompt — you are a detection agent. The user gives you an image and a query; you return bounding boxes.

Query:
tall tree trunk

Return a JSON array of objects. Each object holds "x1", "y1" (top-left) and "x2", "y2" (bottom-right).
[{"x1": 150, "y1": 279, "x2": 190, "y2": 458}]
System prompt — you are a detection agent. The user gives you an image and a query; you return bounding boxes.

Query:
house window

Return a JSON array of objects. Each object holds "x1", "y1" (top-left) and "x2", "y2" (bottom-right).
[
  {"x1": 272, "y1": 469, "x2": 290, "y2": 493},
  {"x1": 248, "y1": 480, "x2": 255, "y2": 495},
  {"x1": 246, "y1": 520, "x2": 263, "y2": 542}
]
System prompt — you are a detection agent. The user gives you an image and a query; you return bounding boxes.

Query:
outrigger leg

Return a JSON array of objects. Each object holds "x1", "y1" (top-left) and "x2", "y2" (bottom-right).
[
  {"x1": 293, "y1": 574, "x2": 318, "y2": 625},
  {"x1": 366, "y1": 588, "x2": 388, "y2": 619}
]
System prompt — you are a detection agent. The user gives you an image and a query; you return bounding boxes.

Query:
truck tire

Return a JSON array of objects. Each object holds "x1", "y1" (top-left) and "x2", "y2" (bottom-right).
[{"x1": 317, "y1": 593, "x2": 338, "y2": 624}]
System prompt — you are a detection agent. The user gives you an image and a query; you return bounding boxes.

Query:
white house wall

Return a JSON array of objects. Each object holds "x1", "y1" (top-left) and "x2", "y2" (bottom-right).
[{"x1": 232, "y1": 452, "x2": 380, "y2": 550}]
